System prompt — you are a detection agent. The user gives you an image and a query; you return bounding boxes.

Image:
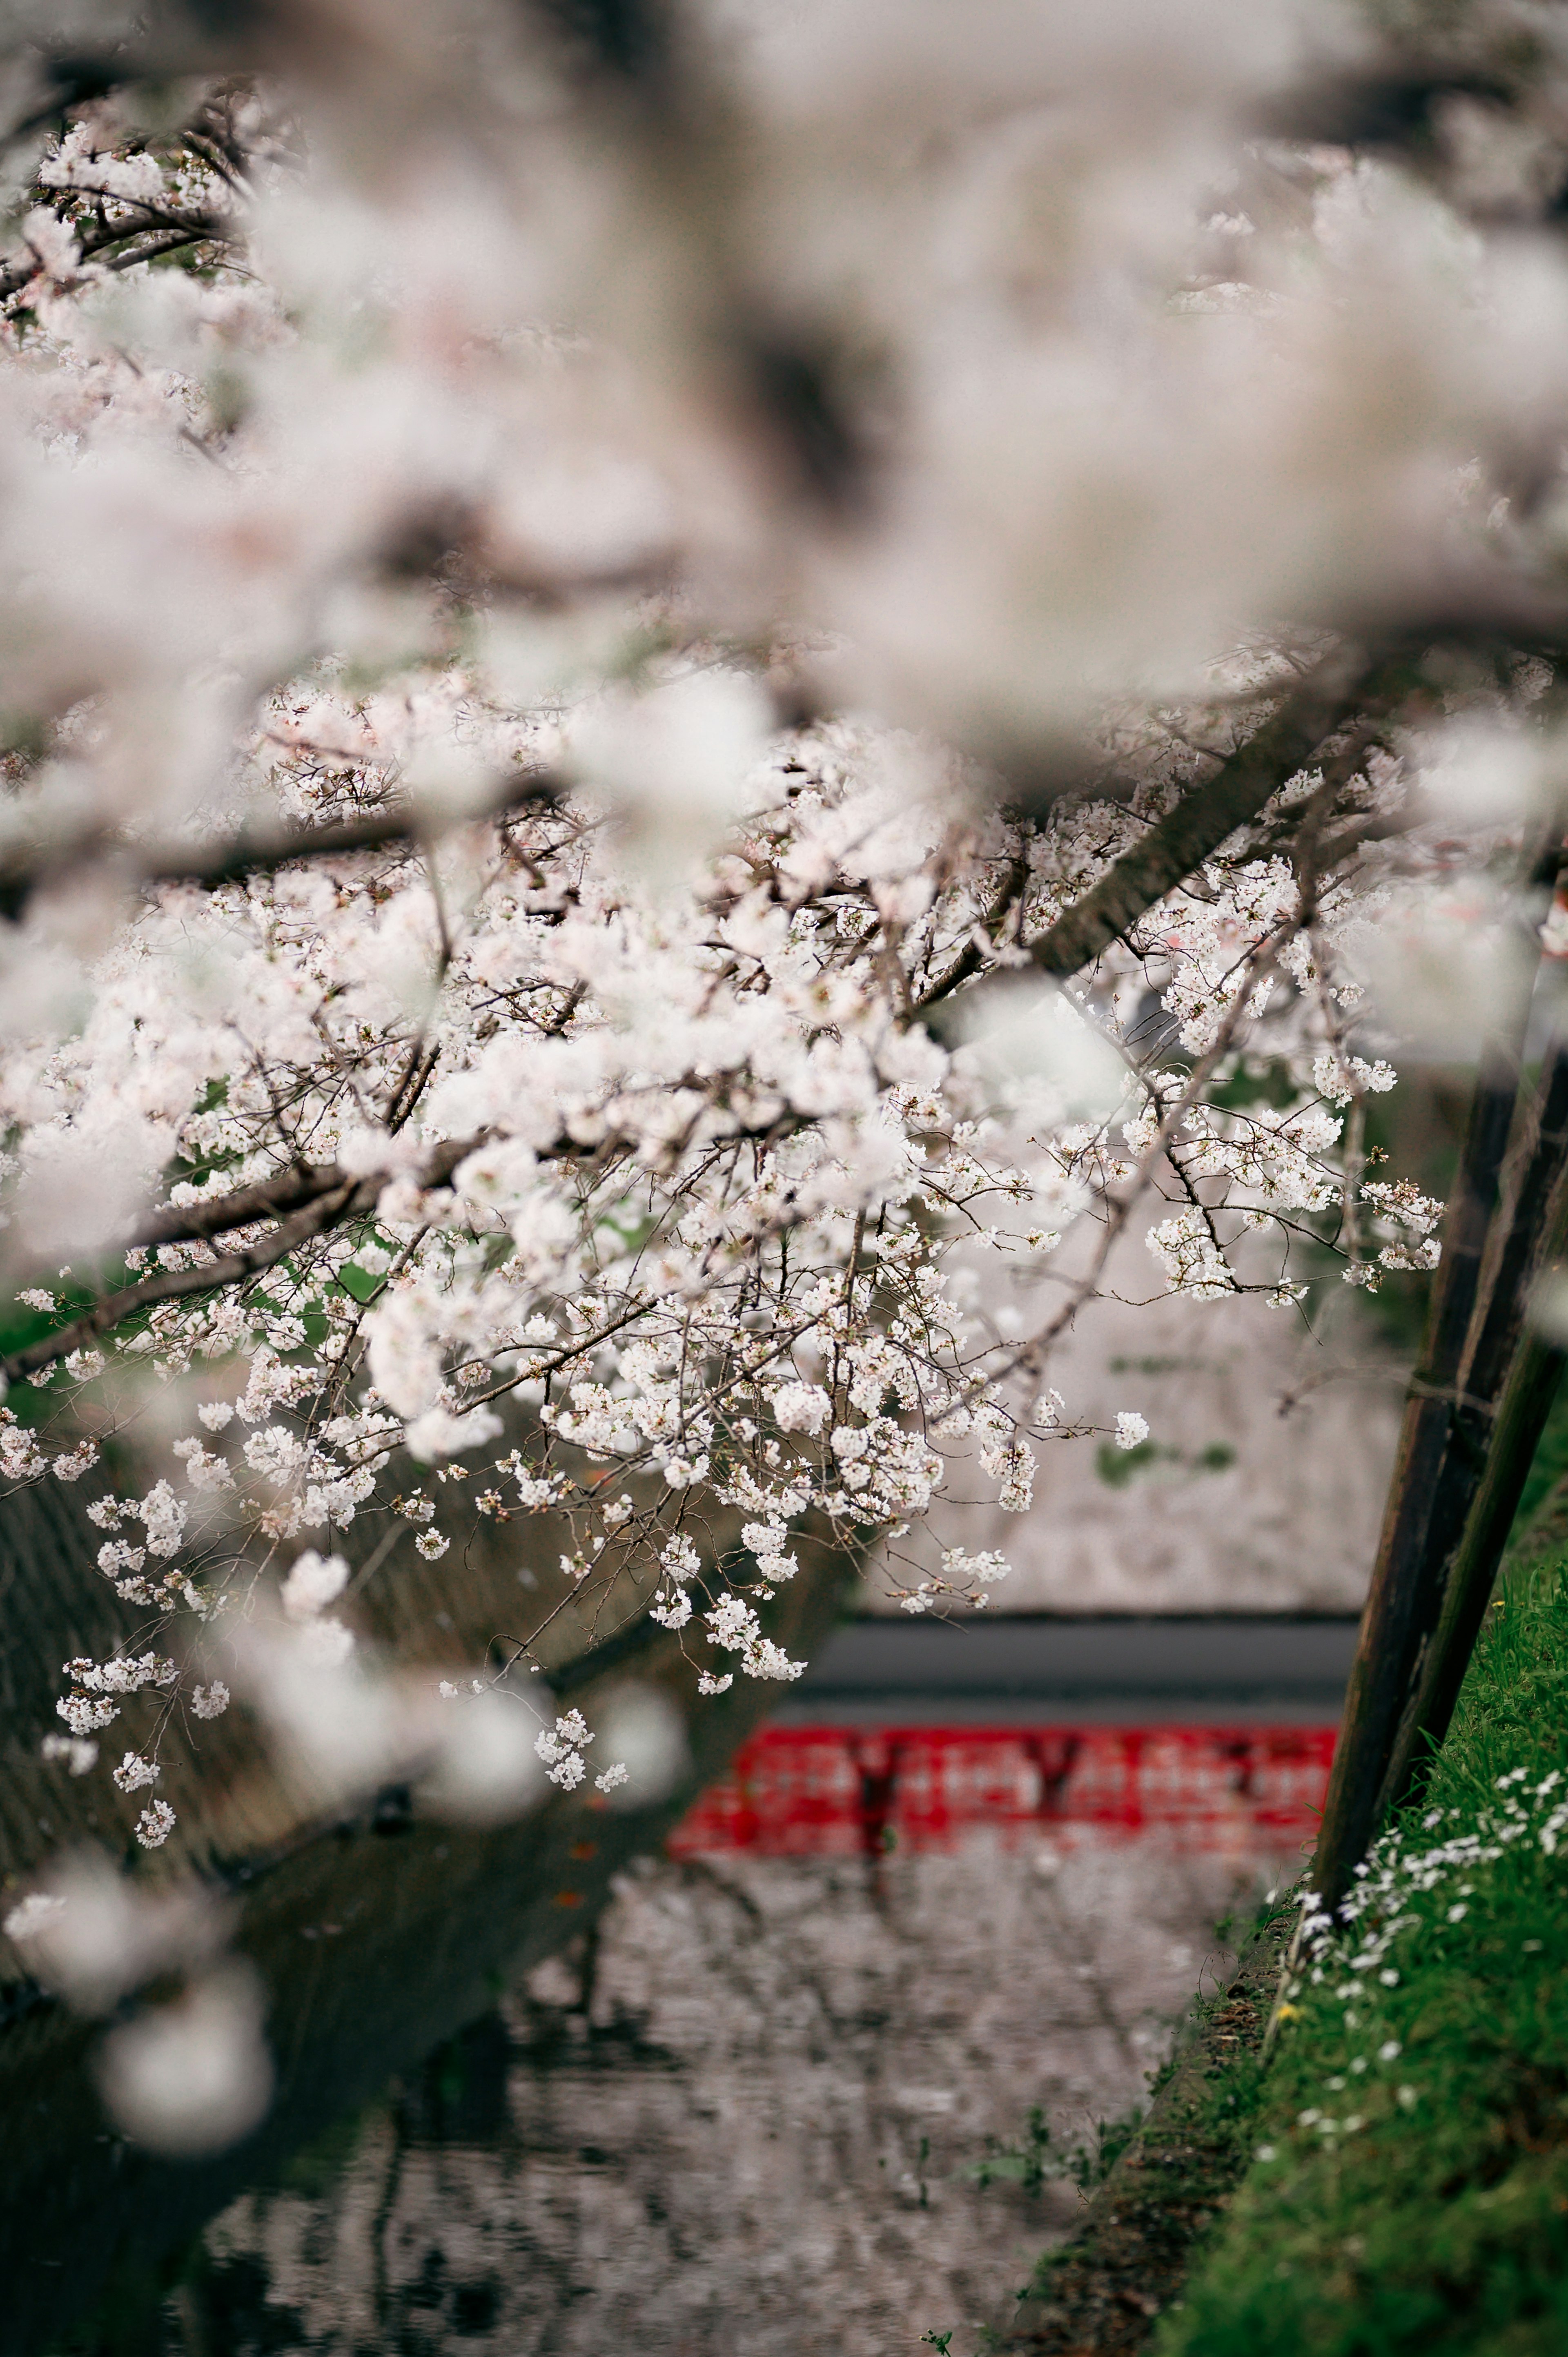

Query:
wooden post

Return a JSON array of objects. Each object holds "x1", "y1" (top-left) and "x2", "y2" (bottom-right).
[
  {"x1": 1356, "y1": 1034, "x2": 1568, "y2": 1816},
  {"x1": 1310, "y1": 1031, "x2": 1526, "y2": 1911},
  {"x1": 1379, "y1": 1178, "x2": 1568, "y2": 1813}
]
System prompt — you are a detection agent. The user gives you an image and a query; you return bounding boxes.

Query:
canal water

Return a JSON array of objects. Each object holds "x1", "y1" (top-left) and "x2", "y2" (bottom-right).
[{"x1": 161, "y1": 1717, "x2": 1328, "y2": 2356}]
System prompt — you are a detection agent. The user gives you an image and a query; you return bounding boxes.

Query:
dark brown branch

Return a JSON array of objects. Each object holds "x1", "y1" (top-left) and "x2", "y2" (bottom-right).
[
  {"x1": 129, "y1": 1132, "x2": 486, "y2": 1254},
  {"x1": 101, "y1": 227, "x2": 210, "y2": 277},
  {"x1": 131, "y1": 1163, "x2": 366, "y2": 1250},
  {"x1": 1025, "y1": 649, "x2": 1396, "y2": 979},
  {"x1": 140, "y1": 775, "x2": 564, "y2": 892},
  {"x1": 3, "y1": 1188, "x2": 356, "y2": 1382},
  {"x1": 0, "y1": 772, "x2": 564, "y2": 922},
  {"x1": 0, "y1": 207, "x2": 230, "y2": 305}
]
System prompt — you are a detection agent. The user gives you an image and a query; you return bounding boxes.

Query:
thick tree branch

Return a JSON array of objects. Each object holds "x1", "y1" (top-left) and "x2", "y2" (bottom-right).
[
  {"x1": 0, "y1": 207, "x2": 230, "y2": 306},
  {"x1": 129, "y1": 1134, "x2": 486, "y2": 1255},
  {"x1": 0, "y1": 772, "x2": 564, "y2": 922},
  {"x1": 3, "y1": 1190, "x2": 356, "y2": 1382},
  {"x1": 1024, "y1": 648, "x2": 1398, "y2": 978}
]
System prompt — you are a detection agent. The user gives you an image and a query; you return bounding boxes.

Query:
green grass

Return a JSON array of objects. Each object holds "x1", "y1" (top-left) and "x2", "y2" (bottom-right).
[{"x1": 1154, "y1": 1561, "x2": 1568, "y2": 2357}]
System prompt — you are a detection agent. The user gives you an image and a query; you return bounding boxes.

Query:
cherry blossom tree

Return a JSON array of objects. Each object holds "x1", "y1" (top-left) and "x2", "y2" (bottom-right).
[{"x1": 0, "y1": 0, "x2": 1565, "y2": 1891}]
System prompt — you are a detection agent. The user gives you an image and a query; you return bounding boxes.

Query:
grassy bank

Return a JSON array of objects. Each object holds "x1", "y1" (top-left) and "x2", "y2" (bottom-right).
[{"x1": 1154, "y1": 1562, "x2": 1568, "y2": 2357}]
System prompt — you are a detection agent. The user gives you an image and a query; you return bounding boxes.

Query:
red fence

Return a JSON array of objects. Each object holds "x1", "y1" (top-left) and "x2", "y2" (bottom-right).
[{"x1": 668, "y1": 1723, "x2": 1337, "y2": 1859}]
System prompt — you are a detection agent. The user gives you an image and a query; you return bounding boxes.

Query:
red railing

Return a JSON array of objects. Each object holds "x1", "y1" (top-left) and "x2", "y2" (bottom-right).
[{"x1": 668, "y1": 1723, "x2": 1337, "y2": 1858}]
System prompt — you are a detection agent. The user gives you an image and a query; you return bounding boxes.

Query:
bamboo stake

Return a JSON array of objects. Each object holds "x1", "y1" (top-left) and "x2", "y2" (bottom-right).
[
  {"x1": 1310, "y1": 1022, "x2": 1528, "y2": 1912},
  {"x1": 1358, "y1": 1031, "x2": 1568, "y2": 1822},
  {"x1": 1379, "y1": 1165, "x2": 1568, "y2": 1813}
]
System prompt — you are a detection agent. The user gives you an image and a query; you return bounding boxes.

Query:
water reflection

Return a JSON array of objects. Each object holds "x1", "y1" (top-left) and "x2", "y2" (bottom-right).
[{"x1": 168, "y1": 1727, "x2": 1320, "y2": 2357}]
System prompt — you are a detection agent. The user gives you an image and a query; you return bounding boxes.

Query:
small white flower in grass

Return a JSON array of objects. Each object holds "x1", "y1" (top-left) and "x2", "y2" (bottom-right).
[
  {"x1": 1255, "y1": 2144, "x2": 1277, "y2": 2162},
  {"x1": 191, "y1": 1681, "x2": 229, "y2": 1721},
  {"x1": 136, "y1": 1799, "x2": 176, "y2": 1849},
  {"x1": 112, "y1": 1751, "x2": 160, "y2": 1793},
  {"x1": 1379, "y1": 2040, "x2": 1402, "y2": 2061},
  {"x1": 595, "y1": 1762, "x2": 630, "y2": 1794},
  {"x1": 1397, "y1": 2085, "x2": 1419, "y2": 2110},
  {"x1": 1379, "y1": 1969, "x2": 1400, "y2": 1985},
  {"x1": 414, "y1": 1530, "x2": 450, "y2": 1560},
  {"x1": 1114, "y1": 1411, "x2": 1149, "y2": 1451},
  {"x1": 1446, "y1": 1903, "x2": 1467, "y2": 1923}
]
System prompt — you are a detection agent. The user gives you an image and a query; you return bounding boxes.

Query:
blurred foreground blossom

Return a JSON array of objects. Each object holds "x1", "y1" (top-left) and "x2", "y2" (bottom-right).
[
  {"x1": 2, "y1": 1850, "x2": 229, "y2": 2014},
  {"x1": 96, "y1": 1965, "x2": 273, "y2": 2158}
]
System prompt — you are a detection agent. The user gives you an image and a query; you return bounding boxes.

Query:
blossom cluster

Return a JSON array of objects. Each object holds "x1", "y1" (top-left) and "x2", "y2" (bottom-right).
[{"x1": 14, "y1": 23, "x2": 1568, "y2": 1850}]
